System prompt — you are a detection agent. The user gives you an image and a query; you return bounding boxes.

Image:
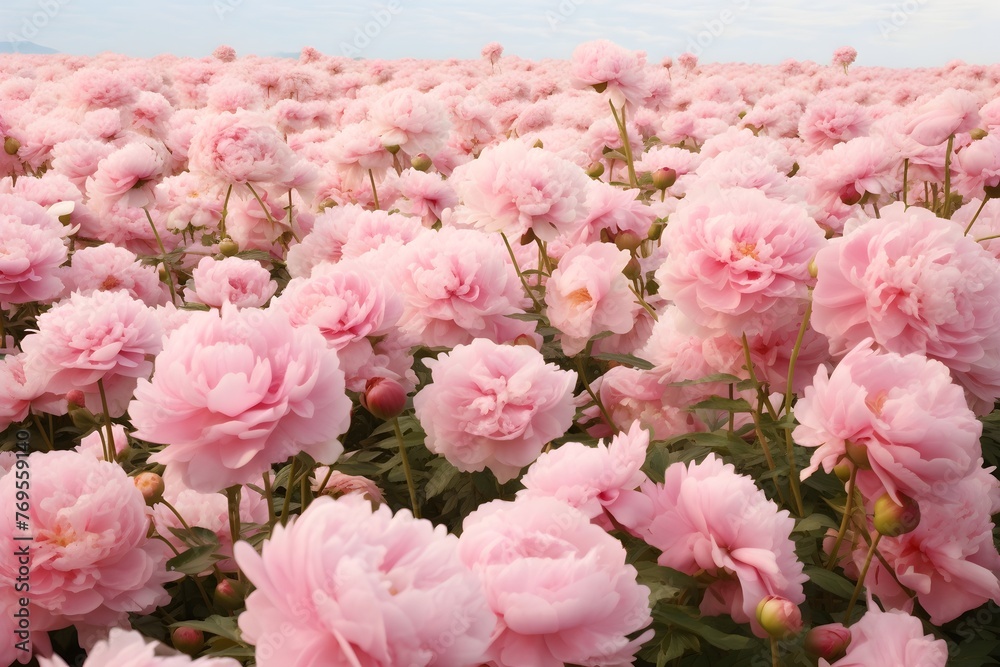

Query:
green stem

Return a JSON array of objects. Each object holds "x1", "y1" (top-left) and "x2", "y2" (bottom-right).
[
  {"x1": 844, "y1": 533, "x2": 882, "y2": 624},
  {"x1": 393, "y1": 417, "x2": 421, "y2": 518},
  {"x1": 368, "y1": 169, "x2": 380, "y2": 210},
  {"x1": 30, "y1": 413, "x2": 52, "y2": 451},
  {"x1": 783, "y1": 298, "x2": 812, "y2": 416},
  {"x1": 246, "y1": 183, "x2": 277, "y2": 226},
  {"x1": 902, "y1": 158, "x2": 909, "y2": 207},
  {"x1": 159, "y1": 498, "x2": 195, "y2": 534},
  {"x1": 143, "y1": 207, "x2": 177, "y2": 305},
  {"x1": 96, "y1": 378, "x2": 116, "y2": 463},
  {"x1": 279, "y1": 457, "x2": 298, "y2": 526},
  {"x1": 262, "y1": 472, "x2": 276, "y2": 529},
  {"x1": 826, "y1": 466, "x2": 858, "y2": 570},
  {"x1": 770, "y1": 637, "x2": 780, "y2": 667},
  {"x1": 609, "y1": 101, "x2": 639, "y2": 189},
  {"x1": 533, "y1": 237, "x2": 554, "y2": 276},
  {"x1": 575, "y1": 349, "x2": 617, "y2": 433},
  {"x1": 942, "y1": 134, "x2": 955, "y2": 219},
  {"x1": 219, "y1": 183, "x2": 233, "y2": 238},
  {"x1": 225, "y1": 485, "x2": 242, "y2": 581},
  {"x1": 500, "y1": 232, "x2": 543, "y2": 311},
  {"x1": 964, "y1": 194, "x2": 990, "y2": 236}
]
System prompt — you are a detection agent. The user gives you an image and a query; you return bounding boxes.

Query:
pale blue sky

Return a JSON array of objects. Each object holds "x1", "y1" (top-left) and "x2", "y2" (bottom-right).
[{"x1": 1, "y1": 0, "x2": 998, "y2": 67}]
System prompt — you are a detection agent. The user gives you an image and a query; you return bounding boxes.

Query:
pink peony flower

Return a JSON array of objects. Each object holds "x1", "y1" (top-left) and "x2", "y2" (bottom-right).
[
  {"x1": 824, "y1": 606, "x2": 947, "y2": 667},
  {"x1": 63, "y1": 243, "x2": 167, "y2": 306},
  {"x1": 311, "y1": 466, "x2": 385, "y2": 505},
  {"x1": 811, "y1": 202, "x2": 1000, "y2": 414},
  {"x1": 458, "y1": 497, "x2": 653, "y2": 667},
  {"x1": 187, "y1": 110, "x2": 298, "y2": 187},
  {"x1": 368, "y1": 88, "x2": 451, "y2": 158},
  {"x1": 85, "y1": 142, "x2": 164, "y2": 207},
  {"x1": 235, "y1": 494, "x2": 495, "y2": 667},
  {"x1": 831, "y1": 46, "x2": 857, "y2": 70},
  {"x1": 0, "y1": 195, "x2": 68, "y2": 307},
  {"x1": 129, "y1": 305, "x2": 351, "y2": 493},
  {"x1": 0, "y1": 451, "x2": 176, "y2": 634},
  {"x1": 793, "y1": 340, "x2": 983, "y2": 504},
  {"x1": 389, "y1": 226, "x2": 537, "y2": 348},
  {"x1": 36, "y1": 628, "x2": 241, "y2": 667},
  {"x1": 545, "y1": 241, "x2": 640, "y2": 356},
  {"x1": 20, "y1": 290, "x2": 162, "y2": 417},
  {"x1": 655, "y1": 187, "x2": 825, "y2": 337},
  {"x1": 903, "y1": 88, "x2": 981, "y2": 146},
  {"x1": 639, "y1": 454, "x2": 807, "y2": 638},
  {"x1": 185, "y1": 256, "x2": 277, "y2": 309},
  {"x1": 448, "y1": 140, "x2": 590, "y2": 242},
  {"x1": 0, "y1": 354, "x2": 46, "y2": 431},
  {"x1": 413, "y1": 338, "x2": 577, "y2": 483},
  {"x1": 518, "y1": 419, "x2": 653, "y2": 533},
  {"x1": 76, "y1": 423, "x2": 129, "y2": 461},
  {"x1": 571, "y1": 39, "x2": 651, "y2": 109},
  {"x1": 481, "y1": 42, "x2": 503, "y2": 63}
]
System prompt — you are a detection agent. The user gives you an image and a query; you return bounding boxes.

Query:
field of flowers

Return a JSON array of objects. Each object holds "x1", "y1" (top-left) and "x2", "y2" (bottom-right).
[{"x1": 1, "y1": 39, "x2": 1000, "y2": 666}]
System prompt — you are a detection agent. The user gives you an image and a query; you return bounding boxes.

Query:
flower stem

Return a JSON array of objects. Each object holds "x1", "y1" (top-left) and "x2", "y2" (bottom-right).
[
  {"x1": 30, "y1": 413, "x2": 52, "y2": 451},
  {"x1": 219, "y1": 183, "x2": 233, "y2": 238},
  {"x1": 143, "y1": 207, "x2": 177, "y2": 305},
  {"x1": 942, "y1": 134, "x2": 955, "y2": 219},
  {"x1": 826, "y1": 465, "x2": 858, "y2": 570},
  {"x1": 393, "y1": 417, "x2": 421, "y2": 518},
  {"x1": 368, "y1": 169, "x2": 380, "y2": 210},
  {"x1": 279, "y1": 457, "x2": 298, "y2": 526},
  {"x1": 902, "y1": 158, "x2": 909, "y2": 207},
  {"x1": 844, "y1": 532, "x2": 882, "y2": 624},
  {"x1": 609, "y1": 101, "x2": 638, "y2": 189},
  {"x1": 964, "y1": 194, "x2": 990, "y2": 236},
  {"x1": 770, "y1": 637, "x2": 780, "y2": 667},
  {"x1": 96, "y1": 378, "x2": 116, "y2": 463},
  {"x1": 262, "y1": 472, "x2": 276, "y2": 529},
  {"x1": 575, "y1": 350, "x2": 617, "y2": 433},
  {"x1": 246, "y1": 183, "x2": 277, "y2": 226},
  {"x1": 500, "y1": 232, "x2": 544, "y2": 311},
  {"x1": 225, "y1": 485, "x2": 242, "y2": 581}
]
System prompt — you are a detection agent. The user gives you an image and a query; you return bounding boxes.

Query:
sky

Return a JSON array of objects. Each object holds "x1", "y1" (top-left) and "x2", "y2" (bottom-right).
[{"x1": 1, "y1": 0, "x2": 999, "y2": 67}]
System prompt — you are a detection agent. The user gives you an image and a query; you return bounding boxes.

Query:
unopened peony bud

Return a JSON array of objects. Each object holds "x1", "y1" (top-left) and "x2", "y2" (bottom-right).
[
  {"x1": 219, "y1": 238, "x2": 239, "y2": 257},
  {"x1": 592, "y1": 82, "x2": 608, "y2": 94},
  {"x1": 385, "y1": 144, "x2": 401, "y2": 154},
  {"x1": 361, "y1": 377, "x2": 407, "y2": 420},
  {"x1": 651, "y1": 167, "x2": 677, "y2": 190},
  {"x1": 839, "y1": 185, "x2": 864, "y2": 206},
  {"x1": 615, "y1": 230, "x2": 643, "y2": 253},
  {"x1": 411, "y1": 153, "x2": 432, "y2": 172},
  {"x1": 873, "y1": 492, "x2": 920, "y2": 536},
  {"x1": 3, "y1": 136, "x2": 19, "y2": 156},
  {"x1": 586, "y1": 162, "x2": 605, "y2": 179},
  {"x1": 970, "y1": 128, "x2": 988, "y2": 141},
  {"x1": 66, "y1": 390, "x2": 86, "y2": 409},
  {"x1": 134, "y1": 472, "x2": 164, "y2": 505},
  {"x1": 647, "y1": 219, "x2": 666, "y2": 241},
  {"x1": 833, "y1": 462, "x2": 852, "y2": 483},
  {"x1": 756, "y1": 596, "x2": 803, "y2": 638},
  {"x1": 804, "y1": 623, "x2": 852, "y2": 661},
  {"x1": 622, "y1": 257, "x2": 642, "y2": 281},
  {"x1": 844, "y1": 439, "x2": 871, "y2": 469},
  {"x1": 214, "y1": 578, "x2": 247, "y2": 611},
  {"x1": 171, "y1": 627, "x2": 205, "y2": 655}
]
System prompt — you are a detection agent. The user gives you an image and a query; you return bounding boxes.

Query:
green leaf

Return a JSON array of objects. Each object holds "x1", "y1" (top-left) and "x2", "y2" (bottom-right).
[
  {"x1": 689, "y1": 397, "x2": 753, "y2": 413},
  {"x1": 166, "y1": 525, "x2": 221, "y2": 548},
  {"x1": 171, "y1": 615, "x2": 243, "y2": 644},
  {"x1": 425, "y1": 461, "x2": 459, "y2": 499},
  {"x1": 592, "y1": 352, "x2": 654, "y2": 370},
  {"x1": 805, "y1": 565, "x2": 856, "y2": 599},
  {"x1": 663, "y1": 373, "x2": 743, "y2": 388},
  {"x1": 653, "y1": 605, "x2": 753, "y2": 651},
  {"x1": 166, "y1": 544, "x2": 223, "y2": 575},
  {"x1": 794, "y1": 513, "x2": 838, "y2": 534}
]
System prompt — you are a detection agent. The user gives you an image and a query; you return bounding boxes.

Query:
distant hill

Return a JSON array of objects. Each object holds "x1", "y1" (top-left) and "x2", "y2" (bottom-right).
[{"x1": 0, "y1": 41, "x2": 58, "y2": 54}]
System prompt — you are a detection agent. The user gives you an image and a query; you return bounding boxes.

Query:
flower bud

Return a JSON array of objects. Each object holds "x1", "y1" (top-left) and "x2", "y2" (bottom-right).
[
  {"x1": 591, "y1": 82, "x2": 608, "y2": 94},
  {"x1": 808, "y1": 257, "x2": 819, "y2": 280},
  {"x1": 134, "y1": 472, "x2": 164, "y2": 505},
  {"x1": 970, "y1": 128, "x2": 988, "y2": 141},
  {"x1": 214, "y1": 578, "x2": 247, "y2": 611},
  {"x1": 533, "y1": 139, "x2": 544, "y2": 149},
  {"x1": 615, "y1": 230, "x2": 643, "y2": 253},
  {"x1": 833, "y1": 462, "x2": 852, "y2": 483},
  {"x1": 755, "y1": 596, "x2": 803, "y2": 638},
  {"x1": 647, "y1": 219, "x2": 667, "y2": 241},
  {"x1": 839, "y1": 184, "x2": 863, "y2": 206},
  {"x1": 360, "y1": 377, "x2": 407, "y2": 420},
  {"x1": 844, "y1": 439, "x2": 871, "y2": 470},
  {"x1": 651, "y1": 167, "x2": 677, "y2": 190},
  {"x1": 511, "y1": 334, "x2": 538, "y2": 349},
  {"x1": 873, "y1": 492, "x2": 920, "y2": 536},
  {"x1": 3, "y1": 136, "x2": 20, "y2": 156},
  {"x1": 804, "y1": 623, "x2": 852, "y2": 661},
  {"x1": 586, "y1": 162, "x2": 605, "y2": 179},
  {"x1": 66, "y1": 390, "x2": 86, "y2": 410},
  {"x1": 219, "y1": 238, "x2": 239, "y2": 257},
  {"x1": 385, "y1": 144, "x2": 401, "y2": 155},
  {"x1": 622, "y1": 257, "x2": 642, "y2": 281},
  {"x1": 410, "y1": 153, "x2": 432, "y2": 172},
  {"x1": 171, "y1": 627, "x2": 205, "y2": 655}
]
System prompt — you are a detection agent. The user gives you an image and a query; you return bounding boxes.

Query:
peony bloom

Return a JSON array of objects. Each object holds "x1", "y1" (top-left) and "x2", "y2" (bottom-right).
[
  {"x1": 20, "y1": 290, "x2": 162, "y2": 417},
  {"x1": 36, "y1": 628, "x2": 241, "y2": 667},
  {"x1": 368, "y1": 88, "x2": 451, "y2": 158},
  {"x1": 76, "y1": 423, "x2": 129, "y2": 461},
  {"x1": 482, "y1": 41, "x2": 503, "y2": 64},
  {"x1": 389, "y1": 226, "x2": 537, "y2": 348},
  {"x1": 639, "y1": 454, "x2": 807, "y2": 638},
  {"x1": 545, "y1": 241, "x2": 640, "y2": 356},
  {"x1": 0, "y1": 451, "x2": 176, "y2": 634},
  {"x1": 187, "y1": 110, "x2": 299, "y2": 187},
  {"x1": 129, "y1": 305, "x2": 351, "y2": 493},
  {"x1": 518, "y1": 419, "x2": 653, "y2": 533},
  {"x1": 903, "y1": 88, "x2": 981, "y2": 146},
  {"x1": 831, "y1": 46, "x2": 857, "y2": 72},
  {"x1": 185, "y1": 256, "x2": 278, "y2": 309},
  {"x1": 811, "y1": 202, "x2": 1000, "y2": 414},
  {"x1": 63, "y1": 243, "x2": 167, "y2": 306},
  {"x1": 793, "y1": 340, "x2": 983, "y2": 504},
  {"x1": 0, "y1": 195, "x2": 68, "y2": 307},
  {"x1": 235, "y1": 494, "x2": 494, "y2": 667},
  {"x1": 655, "y1": 187, "x2": 825, "y2": 337},
  {"x1": 413, "y1": 338, "x2": 577, "y2": 483},
  {"x1": 311, "y1": 467, "x2": 385, "y2": 504},
  {"x1": 448, "y1": 140, "x2": 590, "y2": 242},
  {"x1": 824, "y1": 606, "x2": 947, "y2": 667},
  {"x1": 0, "y1": 354, "x2": 46, "y2": 431},
  {"x1": 571, "y1": 39, "x2": 651, "y2": 109},
  {"x1": 458, "y1": 497, "x2": 653, "y2": 667}
]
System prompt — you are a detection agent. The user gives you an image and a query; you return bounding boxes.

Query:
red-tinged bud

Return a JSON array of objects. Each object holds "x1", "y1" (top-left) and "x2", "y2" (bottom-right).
[
  {"x1": 361, "y1": 377, "x2": 407, "y2": 420},
  {"x1": 219, "y1": 238, "x2": 239, "y2": 257},
  {"x1": 873, "y1": 492, "x2": 920, "y2": 536},
  {"x1": 839, "y1": 184, "x2": 863, "y2": 206},
  {"x1": 66, "y1": 390, "x2": 86, "y2": 409},
  {"x1": 756, "y1": 596, "x2": 803, "y2": 639},
  {"x1": 586, "y1": 162, "x2": 605, "y2": 179},
  {"x1": 134, "y1": 472, "x2": 164, "y2": 505},
  {"x1": 844, "y1": 439, "x2": 871, "y2": 470},
  {"x1": 171, "y1": 627, "x2": 205, "y2": 656},
  {"x1": 615, "y1": 230, "x2": 643, "y2": 253},
  {"x1": 651, "y1": 167, "x2": 677, "y2": 190},
  {"x1": 804, "y1": 623, "x2": 852, "y2": 661},
  {"x1": 214, "y1": 578, "x2": 247, "y2": 611},
  {"x1": 411, "y1": 153, "x2": 432, "y2": 172}
]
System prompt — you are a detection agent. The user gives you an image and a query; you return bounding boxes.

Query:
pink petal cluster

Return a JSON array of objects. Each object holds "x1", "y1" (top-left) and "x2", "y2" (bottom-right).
[
  {"x1": 37, "y1": 628, "x2": 241, "y2": 667},
  {"x1": 186, "y1": 255, "x2": 278, "y2": 309},
  {"x1": 188, "y1": 110, "x2": 298, "y2": 187},
  {"x1": 413, "y1": 338, "x2": 577, "y2": 483},
  {"x1": 458, "y1": 497, "x2": 653, "y2": 667},
  {"x1": 0, "y1": 195, "x2": 68, "y2": 307},
  {"x1": 0, "y1": 451, "x2": 176, "y2": 634},
  {"x1": 129, "y1": 305, "x2": 351, "y2": 492},
  {"x1": 824, "y1": 607, "x2": 947, "y2": 667},
  {"x1": 235, "y1": 494, "x2": 495, "y2": 667},
  {"x1": 811, "y1": 202, "x2": 1000, "y2": 413},
  {"x1": 571, "y1": 39, "x2": 651, "y2": 109},
  {"x1": 638, "y1": 454, "x2": 807, "y2": 638},
  {"x1": 655, "y1": 187, "x2": 825, "y2": 337}
]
